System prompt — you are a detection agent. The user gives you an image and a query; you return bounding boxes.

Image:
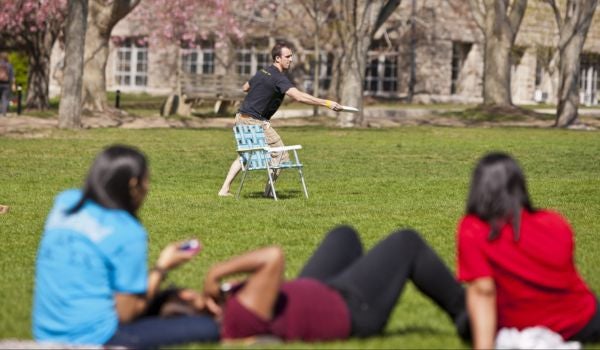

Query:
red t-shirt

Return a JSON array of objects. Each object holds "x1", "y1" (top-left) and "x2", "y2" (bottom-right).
[
  {"x1": 457, "y1": 209, "x2": 596, "y2": 339},
  {"x1": 221, "y1": 278, "x2": 351, "y2": 341}
]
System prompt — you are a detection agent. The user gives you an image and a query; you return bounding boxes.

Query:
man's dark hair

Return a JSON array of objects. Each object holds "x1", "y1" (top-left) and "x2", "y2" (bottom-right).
[
  {"x1": 271, "y1": 42, "x2": 291, "y2": 61},
  {"x1": 466, "y1": 152, "x2": 535, "y2": 241},
  {"x1": 67, "y1": 145, "x2": 148, "y2": 217}
]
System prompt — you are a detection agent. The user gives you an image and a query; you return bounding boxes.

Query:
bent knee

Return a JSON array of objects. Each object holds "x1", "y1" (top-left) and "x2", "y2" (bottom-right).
[
  {"x1": 330, "y1": 224, "x2": 359, "y2": 237},
  {"x1": 387, "y1": 229, "x2": 425, "y2": 248}
]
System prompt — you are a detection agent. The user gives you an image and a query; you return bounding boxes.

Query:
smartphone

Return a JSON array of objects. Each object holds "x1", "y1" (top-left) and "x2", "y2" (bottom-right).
[{"x1": 179, "y1": 239, "x2": 202, "y2": 254}]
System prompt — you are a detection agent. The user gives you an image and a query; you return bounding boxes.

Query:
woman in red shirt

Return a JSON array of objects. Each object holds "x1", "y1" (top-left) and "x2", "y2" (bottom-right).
[
  {"x1": 203, "y1": 225, "x2": 470, "y2": 342},
  {"x1": 457, "y1": 152, "x2": 600, "y2": 349}
]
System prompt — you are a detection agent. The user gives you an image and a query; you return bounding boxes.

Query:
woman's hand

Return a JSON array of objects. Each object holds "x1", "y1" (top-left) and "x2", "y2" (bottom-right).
[
  {"x1": 203, "y1": 267, "x2": 222, "y2": 300},
  {"x1": 155, "y1": 240, "x2": 198, "y2": 270},
  {"x1": 178, "y1": 289, "x2": 223, "y2": 318}
]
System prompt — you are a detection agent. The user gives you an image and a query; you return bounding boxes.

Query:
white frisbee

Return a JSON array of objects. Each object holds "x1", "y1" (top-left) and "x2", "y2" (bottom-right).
[{"x1": 340, "y1": 105, "x2": 359, "y2": 113}]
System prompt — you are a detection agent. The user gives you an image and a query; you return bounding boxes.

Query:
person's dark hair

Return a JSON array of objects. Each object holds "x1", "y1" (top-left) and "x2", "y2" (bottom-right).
[
  {"x1": 466, "y1": 152, "x2": 535, "y2": 241},
  {"x1": 67, "y1": 145, "x2": 148, "y2": 217},
  {"x1": 271, "y1": 42, "x2": 291, "y2": 61}
]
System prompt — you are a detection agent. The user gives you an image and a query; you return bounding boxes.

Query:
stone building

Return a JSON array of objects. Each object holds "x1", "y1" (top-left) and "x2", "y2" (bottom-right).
[{"x1": 49, "y1": 1, "x2": 600, "y2": 106}]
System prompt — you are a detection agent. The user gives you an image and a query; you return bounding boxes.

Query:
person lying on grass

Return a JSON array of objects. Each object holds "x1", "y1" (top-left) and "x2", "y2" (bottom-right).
[
  {"x1": 200, "y1": 225, "x2": 471, "y2": 342},
  {"x1": 457, "y1": 152, "x2": 600, "y2": 349},
  {"x1": 32, "y1": 145, "x2": 219, "y2": 348}
]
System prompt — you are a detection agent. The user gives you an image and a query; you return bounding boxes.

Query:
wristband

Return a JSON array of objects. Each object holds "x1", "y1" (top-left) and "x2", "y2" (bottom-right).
[
  {"x1": 151, "y1": 266, "x2": 168, "y2": 279},
  {"x1": 325, "y1": 100, "x2": 334, "y2": 109}
]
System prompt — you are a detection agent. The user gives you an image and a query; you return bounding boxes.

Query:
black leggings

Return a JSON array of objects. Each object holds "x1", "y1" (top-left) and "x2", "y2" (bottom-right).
[
  {"x1": 572, "y1": 299, "x2": 600, "y2": 342},
  {"x1": 298, "y1": 225, "x2": 469, "y2": 339}
]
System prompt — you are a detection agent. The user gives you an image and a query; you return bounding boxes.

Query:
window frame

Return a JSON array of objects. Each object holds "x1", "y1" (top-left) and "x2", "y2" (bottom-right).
[{"x1": 114, "y1": 38, "x2": 148, "y2": 88}]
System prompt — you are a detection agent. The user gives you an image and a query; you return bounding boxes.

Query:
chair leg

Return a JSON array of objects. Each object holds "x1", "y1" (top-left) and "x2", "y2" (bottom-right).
[
  {"x1": 236, "y1": 170, "x2": 249, "y2": 199},
  {"x1": 266, "y1": 167, "x2": 278, "y2": 201},
  {"x1": 291, "y1": 150, "x2": 308, "y2": 199},
  {"x1": 298, "y1": 167, "x2": 309, "y2": 199}
]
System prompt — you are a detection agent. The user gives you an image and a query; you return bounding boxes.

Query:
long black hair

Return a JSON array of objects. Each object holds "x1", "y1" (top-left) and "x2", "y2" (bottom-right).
[
  {"x1": 466, "y1": 152, "x2": 535, "y2": 241},
  {"x1": 67, "y1": 145, "x2": 148, "y2": 217}
]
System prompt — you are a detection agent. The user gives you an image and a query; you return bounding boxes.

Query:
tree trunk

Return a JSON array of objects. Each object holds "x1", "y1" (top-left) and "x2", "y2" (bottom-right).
[
  {"x1": 82, "y1": 0, "x2": 140, "y2": 113},
  {"x1": 59, "y1": 0, "x2": 89, "y2": 129},
  {"x1": 338, "y1": 40, "x2": 369, "y2": 127},
  {"x1": 552, "y1": 0, "x2": 599, "y2": 127},
  {"x1": 482, "y1": 35, "x2": 512, "y2": 106},
  {"x1": 25, "y1": 32, "x2": 56, "y2": 110},
  {"x1": 334, "y1": 0, "x2": 401, "y2": 127},
  {"x1": 468, "y1": 0, "x2": 528, "y2": 108},
  {"x1": 175, "y1": 45, "x2": 182, "y2": 96},
  {"x1": 82, "y1": 11, "x2": 110, "y2": 112},
  {"x1": 555, "y1": 35, "x2": 583, "y2": 127},
  {"x1": 312, "y1": 30, "x2": 320, "y2": 117}
]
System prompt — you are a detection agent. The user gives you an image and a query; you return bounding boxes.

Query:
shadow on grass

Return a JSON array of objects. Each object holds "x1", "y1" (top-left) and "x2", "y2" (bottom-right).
[
  {"x1": 383, "y1": 325, "x2": 460, "y2": 337},
  {"x1": 442, "y1": 104, "x2": 555, "y2": 124},
  {"x1": 243, "y1": 190, "x2": 304, "y2": 200}
]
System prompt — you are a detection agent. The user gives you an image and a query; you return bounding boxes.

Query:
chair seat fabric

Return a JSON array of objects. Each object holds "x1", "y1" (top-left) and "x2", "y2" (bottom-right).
[{"x1": 233, "y1": 125, "x2": 308, "y2": 200}]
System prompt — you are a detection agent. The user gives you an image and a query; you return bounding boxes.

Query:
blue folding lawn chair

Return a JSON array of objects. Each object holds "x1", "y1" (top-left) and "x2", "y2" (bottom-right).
[{"x1": 233, "y1": 125, "x2": 308, "y2": 200}]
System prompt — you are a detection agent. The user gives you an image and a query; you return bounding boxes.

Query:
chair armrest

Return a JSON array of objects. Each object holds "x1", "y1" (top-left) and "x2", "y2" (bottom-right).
[
  {"x1": 237, "y1": 146, "x2": 269, "y2": 152},
  {"x1": 267, "y1": 145, "x2": 302, "y2": 152}
]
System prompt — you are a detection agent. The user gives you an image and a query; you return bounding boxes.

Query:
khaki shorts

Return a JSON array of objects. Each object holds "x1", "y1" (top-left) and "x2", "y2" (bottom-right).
[{"x1": 235, "y1": 113, "x2": 290, "y2": 165}]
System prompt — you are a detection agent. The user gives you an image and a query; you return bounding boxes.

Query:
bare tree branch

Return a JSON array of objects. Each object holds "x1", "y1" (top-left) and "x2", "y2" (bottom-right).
[
  {"x1": 577, "y1": 0, "x2": 599, "y2": 36},
  {"x1": 467, "y1": 0, "x2": 485, "y2": 30},
  {"x1": 373, "y1": 0, "x2": 402, "y2": 35},
  {"x1": 508, "y1": 0, "x2": 528, "y2": 36},
  {"x1": 558, "y1": 0, "x2": 580, "y2": 49},
  {"x1": 110, "y1": 0, "x2": 141, "y2": 27},
  {"x1": 541, "y1": 0, "x2": 564, "y2": 31}
]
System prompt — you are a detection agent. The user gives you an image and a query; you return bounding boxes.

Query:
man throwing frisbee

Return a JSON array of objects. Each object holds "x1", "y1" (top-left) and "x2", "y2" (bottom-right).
[{"x1": 218, "y1": 42, "x2": 342, "y2": 197}]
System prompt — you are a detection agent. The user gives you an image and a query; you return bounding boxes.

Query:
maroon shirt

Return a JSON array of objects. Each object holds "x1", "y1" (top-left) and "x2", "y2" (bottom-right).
[{"x1": 221, "y1": 278, "x2": 351, "y2": 341}]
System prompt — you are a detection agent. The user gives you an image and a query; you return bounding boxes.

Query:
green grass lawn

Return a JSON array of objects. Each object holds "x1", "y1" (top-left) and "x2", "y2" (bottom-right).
[{"x1": 1, "y1": 126, "x2": 599, "y2": 348}]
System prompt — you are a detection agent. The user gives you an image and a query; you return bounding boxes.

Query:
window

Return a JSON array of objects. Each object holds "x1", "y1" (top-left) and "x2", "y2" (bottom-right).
[
  {"x1": 535, "y1": 62, "x2": 543, "y2": 88},
  {"x1": 451, "y1": 42, "x2": 472, "y2": 95},
  {"x1": 181, "y1": 42, "x2": 215, "y2": 74},
  {"x1": 236, "y1": 49, "x2": 252, "y2": 75},
  {"x1": 115, "y1": 38, "x2": 148, "y2": 87},
  {"x1": 235, "y1": 46, "x2": 270, "y2": 76},
  {"x1": 364, "y1": 54, "x2": 399, "y2": 96},
  {"x1": 382, "y1": 57, "x2": 398, "y2": 92},
  {"x1": 256, "y1": 52, "x2": 270, "y2": 71},
  {"x1": 580, "y1": 54, "x2": 600, "y2": 105},
  {"x1": 303, "y1": 52, "x2": 333, "y2": 94}
]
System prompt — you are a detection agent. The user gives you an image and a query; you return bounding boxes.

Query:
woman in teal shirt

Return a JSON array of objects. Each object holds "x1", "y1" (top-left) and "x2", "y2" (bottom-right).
[{"x1": 33, "y1": 145, "x2": 219, "y2": 348}]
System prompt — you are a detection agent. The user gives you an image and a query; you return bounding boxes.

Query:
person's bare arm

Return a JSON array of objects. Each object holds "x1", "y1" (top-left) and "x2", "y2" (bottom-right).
[
  {"x1": 115, "y1": 241, "x2": 198, "y2": 323},
  {"x1": 467, "y1": 277, "x2": 497, "y2": 350},
  {"x1": 242, "y1": 81, "x2": 250, "y2": 92},
  {"x1": 204, "y1": 246, "x2": 284, "y2": 320},
  {"x1": 285, "y1": 87, "x2": 342, "y2": 111}
]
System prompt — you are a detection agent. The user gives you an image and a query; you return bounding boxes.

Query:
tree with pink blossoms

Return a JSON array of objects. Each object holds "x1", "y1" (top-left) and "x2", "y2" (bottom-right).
[
  {"x1": 125, "y1": 0, "x2": 277, "y2": 114},
  {"x1": 82, "y1": 0, "x2": 269, "y2": 114},
  {"x1": 130, "y1": 0, "x2": 261, "y2": 87},
  {"x1": 0, "y1": 0, "x2": 67, "y2": 110}
]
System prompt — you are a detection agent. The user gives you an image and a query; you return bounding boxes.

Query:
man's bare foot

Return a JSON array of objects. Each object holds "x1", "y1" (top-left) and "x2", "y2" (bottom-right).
[{"x1": 218, "y1": 191, "x2": 233, "y2": 197}]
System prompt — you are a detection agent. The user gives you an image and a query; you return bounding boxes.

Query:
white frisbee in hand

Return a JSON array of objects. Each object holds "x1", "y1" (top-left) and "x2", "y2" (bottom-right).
[{"x1": 340, "y1": 105, "x2": 359, "y2": 113}]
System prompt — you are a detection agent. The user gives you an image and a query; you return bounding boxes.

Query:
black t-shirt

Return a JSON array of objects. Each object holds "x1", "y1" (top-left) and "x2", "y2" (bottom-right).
[{"x1": 239, "y1": 65, "x2": 294, "y2": 120}]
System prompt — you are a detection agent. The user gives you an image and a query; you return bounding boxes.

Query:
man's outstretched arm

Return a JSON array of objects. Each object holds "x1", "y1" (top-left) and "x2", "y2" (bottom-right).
[{"x1": 286, "y1": 87, "x2": 342, "y2": 111}]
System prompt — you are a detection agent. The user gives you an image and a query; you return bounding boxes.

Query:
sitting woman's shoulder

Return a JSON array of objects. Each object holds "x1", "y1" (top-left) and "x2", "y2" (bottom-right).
[
  {"x1": 528, "y1": 209, "x2": 572, "y2": 230},
  {"x1": 55, "y1": 188, "x2": 83, "y2": 204}
]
